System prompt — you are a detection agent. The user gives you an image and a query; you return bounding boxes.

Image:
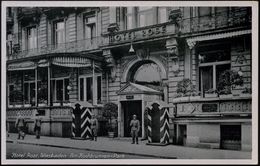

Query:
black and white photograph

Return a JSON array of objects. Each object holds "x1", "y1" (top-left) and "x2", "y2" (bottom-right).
[{"x1": 1, "y1": 1, "x2": 258, "y2": 165}]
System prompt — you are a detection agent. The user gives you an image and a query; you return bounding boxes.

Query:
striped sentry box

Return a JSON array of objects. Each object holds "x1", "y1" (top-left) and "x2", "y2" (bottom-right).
[{"x1": 71, "y1": 103, "x2": 92, "y2": 139}]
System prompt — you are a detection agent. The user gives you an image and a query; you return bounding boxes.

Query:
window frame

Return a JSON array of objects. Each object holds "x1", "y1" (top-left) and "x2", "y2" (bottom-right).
[
  {"x1": 53, "y1": 19, "x2": 66, "y2": 46},
  {"x1": 78, "y1": 74, "x2": 102, "y2": 105},
  {"x1": 84, "y1": 13, "x2": 97, "y2": 39},
  {"x1": 26, "y1": 25, "x2": 38, "y2": 50},
  {"x1": 51, "y1": 77, "x2": 70, "y2": 102},
  {"x1": 199, "y1": 60, "x2": 231, "y2": 94}
]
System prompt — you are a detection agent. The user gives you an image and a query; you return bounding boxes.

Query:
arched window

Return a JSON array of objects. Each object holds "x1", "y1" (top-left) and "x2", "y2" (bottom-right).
[{"x1": 130, "y1": 62, "x2": 163, "y2": 91}]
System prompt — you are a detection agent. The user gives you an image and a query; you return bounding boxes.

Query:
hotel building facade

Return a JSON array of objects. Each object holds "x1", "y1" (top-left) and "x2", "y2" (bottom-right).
[{"x1": 6, "y1": 6, "x2": 252, "y2": 151}]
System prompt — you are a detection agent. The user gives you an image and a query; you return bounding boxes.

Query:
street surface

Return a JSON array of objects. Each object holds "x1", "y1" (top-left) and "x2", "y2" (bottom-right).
[{"x1": 6, "y1": 142, "x2": 156, "y2": 159}]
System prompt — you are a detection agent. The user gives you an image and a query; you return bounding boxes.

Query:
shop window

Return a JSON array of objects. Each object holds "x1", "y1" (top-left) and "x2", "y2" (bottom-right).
[
  {"x1": 26, "y1": 26, "x2": 38, "y2": 50},
  {"x1": 23, "y1": 82, "x2": 35, "y2": 105},
  {"x1": 79, "y1": 75, "x2": 102, "y2": 104},
  {"x1": 84, "y1": 14, "x2": 96, "y2": 39},
  {"x1": 198, "y1": 44, "x2": 231, "y2": 94},
  {"x1": 53, "y1": 20, "x2": 65, "y2": 45},
  {"x1": 52, "y1": 78, "x2": 69, "y2": 102},
  {"x1": 8, "y1": 84, "x2": 14, "y2": 103}
]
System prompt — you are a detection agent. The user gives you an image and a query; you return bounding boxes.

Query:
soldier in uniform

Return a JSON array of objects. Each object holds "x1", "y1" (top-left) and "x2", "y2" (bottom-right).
[
  {"x1": 90, "y1": 114, "x2": 98, "y2": 141},
  {"x1": 130, "y1": 114, "x2": 140, "y2": 144}
]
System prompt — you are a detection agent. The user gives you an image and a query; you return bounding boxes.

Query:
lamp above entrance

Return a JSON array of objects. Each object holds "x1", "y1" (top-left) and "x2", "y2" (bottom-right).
[{"x1": 129, "y1": 43, "x2": 135, "y2": 55}]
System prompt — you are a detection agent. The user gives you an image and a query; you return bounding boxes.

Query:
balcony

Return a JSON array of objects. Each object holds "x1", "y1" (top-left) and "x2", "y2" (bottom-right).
[
  {"x1": 7, "y1": 36, "x2": 103, "y2": 61},
  {"x1": 181, "y1": 7, "x2": 251, "y2": 34},
  {"x1": 173, "y1": 96, "x2": 251, "y2": 117}
]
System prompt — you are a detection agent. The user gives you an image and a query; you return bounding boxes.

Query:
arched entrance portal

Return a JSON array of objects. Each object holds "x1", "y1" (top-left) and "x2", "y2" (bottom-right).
[{"x1": 117, "y1": 60, "x2": 165, "y2": 139}]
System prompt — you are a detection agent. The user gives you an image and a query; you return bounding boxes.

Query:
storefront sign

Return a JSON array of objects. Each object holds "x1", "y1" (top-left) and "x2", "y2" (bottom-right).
[
  {"x1": 202, "y1": 103, "x2": 218, "y2": 112},
  {"x1": 109, "y1": 25, "x2": 167, "y2": 43}
]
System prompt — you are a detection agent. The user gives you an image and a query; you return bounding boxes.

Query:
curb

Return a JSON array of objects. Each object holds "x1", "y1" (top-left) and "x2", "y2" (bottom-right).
[{"x1": 7, "y1": 140, "x2": 177, "y2": 159}]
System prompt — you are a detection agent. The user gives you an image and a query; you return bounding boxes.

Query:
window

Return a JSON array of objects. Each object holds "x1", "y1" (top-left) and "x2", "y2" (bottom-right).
[
  {"x1": 125, "y1": 7, "x2": 168, "y2": 29},
  {"x1": 7, "y1": 34, "x2": 12, "y2": 55},
  {"x1": 79, "y1": 75, "x2": 102, "y2": 104},
  {"x1": 126, "y1": 7, "x2": 134, "y2": 29},
  {"x1": 198, "y1": 7, "x2": 212, "y2": 16},
  {"x1": 8, "y1": 84, "x2": 14, "y2": 103},
  {"x1": 158, "y1": 7, "x2": 168, "y2": 23},
  {"x1": 53, "y1": 21, "x2": 65, "y2": 45},
  {"x1": 137, "y1": 7, "x2": 153, "y2": 27},
  {"x1": 84, "y1": 15, "x2": 96, "y2": 39},
  {"x1": 52, "y1": 78, "x2": 69, "y2": 102},
  {"x1": 24, "y1": 81, "x2": 35, "y2": 105},
  {"x1": 198, "y1": 44, "x2": 231, "y2": 94},
  {"x1": 27, "y1": 26, "x2": 37, "y2": 50}
]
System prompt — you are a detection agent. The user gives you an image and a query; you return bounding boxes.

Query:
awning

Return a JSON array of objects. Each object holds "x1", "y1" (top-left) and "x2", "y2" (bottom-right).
[
  {"x1": 186, "y1": 29, "x2": 251, "y2": 49},
  {"x1": 38, "y1": 59, "x2": 49, "y2": 67},
  {"x1": 52, "y1": 57, "x2": 91, "y2": 68},
  {"x1": 7, "y1": 61, "x2": 36, "y2": 71}
]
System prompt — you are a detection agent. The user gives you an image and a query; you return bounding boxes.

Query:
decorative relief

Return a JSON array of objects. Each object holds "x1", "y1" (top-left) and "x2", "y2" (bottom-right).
[{"x1": 176, "y1": 100, "x2": 251, "y2": 116}]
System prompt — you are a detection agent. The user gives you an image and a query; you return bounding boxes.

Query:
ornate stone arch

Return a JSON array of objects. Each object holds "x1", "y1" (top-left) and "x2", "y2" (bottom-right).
[{"x1": 122, "y1": 56, "x2": 167, "y2": 83}]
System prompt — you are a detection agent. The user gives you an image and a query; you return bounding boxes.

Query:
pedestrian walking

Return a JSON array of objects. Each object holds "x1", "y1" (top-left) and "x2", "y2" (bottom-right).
[
  {"x1": 90, "y1": 114, "x2": 98, "y2": 141},
  {"x1": 34, "y1": 112, "x2": 42, "y2": 139},
  {"x1": 130, "y1": 114, "x2": 140, "y2": 144},
  {"x1": 15, "y1": 112, "x2": 26, "y2": 140}
]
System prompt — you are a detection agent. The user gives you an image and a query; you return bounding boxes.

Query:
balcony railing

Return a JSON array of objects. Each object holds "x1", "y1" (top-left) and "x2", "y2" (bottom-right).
[
  {"x1": 7, "y1": 36, "x2": 103, "y2": 60},
  {"x1": 181, "y1": 7, "x2": 251, "y2": 34}
]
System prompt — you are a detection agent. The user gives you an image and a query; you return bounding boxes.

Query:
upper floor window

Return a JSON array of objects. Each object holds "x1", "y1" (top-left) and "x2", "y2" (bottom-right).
[
  {"x1": 53, "y1": 20, "x2": 65, "y2": 45},
  {"x1": 84, "y1": 14, "x2": 96, "y2": 39},
  {"x1": 158, "y1": 7, "x2": 168, "y2": 24},
  {"x1": 27, "y1": 26, "x2": 37, "y2": 50},
  {"x1": 125, "y1": 7, "x2": 168, "y2": 29},
  {"x1": 137, "y1": 7, "x2": 153, "y2": 27},
  {"x1": 198, "y1": 7, "x2": 212, "y2": 17}
]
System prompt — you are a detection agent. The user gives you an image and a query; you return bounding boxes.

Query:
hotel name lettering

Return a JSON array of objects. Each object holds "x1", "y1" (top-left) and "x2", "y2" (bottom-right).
[{"x1": 109, "y1": 25, "x2": 167, "y2": 43}]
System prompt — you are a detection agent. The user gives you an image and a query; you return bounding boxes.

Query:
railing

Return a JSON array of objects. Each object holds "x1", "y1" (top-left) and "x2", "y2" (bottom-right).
[
  {"x1": 7, "y1": 36, "x2": 103, "y2": 60},
  {"x1": 173, "y1": 96, "x2": 251, "y2": 117},
  {"x1": 181, "y1": 7, "x2": 251, "y2": 34}
]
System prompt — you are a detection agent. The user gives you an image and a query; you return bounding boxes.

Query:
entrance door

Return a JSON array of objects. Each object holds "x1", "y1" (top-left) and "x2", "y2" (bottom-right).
[
  {"x1": 220, "y1": 125, "x2": 241, "y2": 150},
  {"x1": 178, "y1": 125, "x2": 187, "y2": 145},
  {"x1": 122, "y1": 101, "x2": 142, "y2": 137}
]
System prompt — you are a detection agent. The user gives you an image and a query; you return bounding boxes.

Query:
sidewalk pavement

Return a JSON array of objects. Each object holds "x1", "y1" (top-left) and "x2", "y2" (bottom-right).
[{"x1": 6, "y1": 133, "x2": 251, "y2": 159}]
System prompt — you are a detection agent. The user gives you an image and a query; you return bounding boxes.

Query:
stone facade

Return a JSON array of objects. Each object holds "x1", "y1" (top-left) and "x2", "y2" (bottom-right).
[{"x1": 6, "y1": 7, "x2": 252, "y2": 151}]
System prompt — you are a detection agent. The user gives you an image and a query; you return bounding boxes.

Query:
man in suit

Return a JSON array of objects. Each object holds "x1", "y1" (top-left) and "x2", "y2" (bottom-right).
[{"x1": 130, "y1": 114, "x2": 140, "y2": 144}]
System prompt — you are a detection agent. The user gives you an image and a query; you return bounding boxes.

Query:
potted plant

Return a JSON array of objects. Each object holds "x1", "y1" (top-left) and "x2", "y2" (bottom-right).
[
  {"x1": 204, "y1": 88, "x2": 218, "y2": 98},
  {"x1": 175, "y1": 78, "x2": 198, "y2": 101},
  {"x1": 102, "y1": 102, "x2": 118, "y2": 138},
  {"x1": 240, "y1": 87, "x2": 252, "y2": 98},
  {"x1": 217, "y1": 69, "x2": 243, "y2": 98}
]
